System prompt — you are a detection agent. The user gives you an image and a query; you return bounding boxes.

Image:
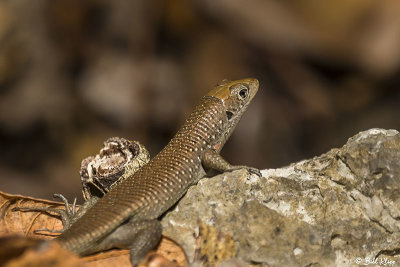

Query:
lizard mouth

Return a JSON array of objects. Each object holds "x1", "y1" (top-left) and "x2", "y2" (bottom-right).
[{"x1": 226, "y1": 111, "x2": 233, "y2": 120}]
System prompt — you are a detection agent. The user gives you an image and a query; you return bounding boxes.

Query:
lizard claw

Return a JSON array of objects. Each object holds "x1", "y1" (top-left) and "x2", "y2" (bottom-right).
[
  {"x1": 246, "y1": 167, "x2": 262, "y2": 177},
  {"x1": 52, "y1": 194, "x2": 77, "y2": 217},
  {"x1": 226, "y1": 165, "x2": 262, "y2": 177}
]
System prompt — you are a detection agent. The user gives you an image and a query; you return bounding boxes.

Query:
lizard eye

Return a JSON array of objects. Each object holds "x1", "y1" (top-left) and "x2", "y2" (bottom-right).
[{"x1": 237, "y1": 85, "x2": 249, "y2": 100}]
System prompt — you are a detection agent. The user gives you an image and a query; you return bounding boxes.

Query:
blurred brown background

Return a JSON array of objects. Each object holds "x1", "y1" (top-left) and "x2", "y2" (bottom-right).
[{"x1": 1, "y1": 0, "x2": 400, "y2": 202}]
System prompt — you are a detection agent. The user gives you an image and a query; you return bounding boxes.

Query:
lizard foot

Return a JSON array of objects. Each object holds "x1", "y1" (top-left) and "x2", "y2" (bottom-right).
[
  {"x1": 226, "y1": 165, "x2": 262, "y2": 177},
  {"x1": 13, "y1": 193, "x2": 78, "y2": 233}
]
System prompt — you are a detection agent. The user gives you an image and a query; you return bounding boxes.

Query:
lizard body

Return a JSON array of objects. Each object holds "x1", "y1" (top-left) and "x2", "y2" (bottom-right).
[{"x1": 56, "y1": 78, "x2": 259, "y2": 265}]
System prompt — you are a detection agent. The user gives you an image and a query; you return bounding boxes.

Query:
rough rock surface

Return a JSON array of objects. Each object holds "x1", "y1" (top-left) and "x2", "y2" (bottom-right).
[{"x1": 161, "y1": 128, "x2": 400, "y2": 266}]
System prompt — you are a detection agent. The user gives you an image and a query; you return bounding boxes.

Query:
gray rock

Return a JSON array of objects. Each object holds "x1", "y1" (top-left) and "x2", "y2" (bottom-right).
[{"x1": 161, "y1": 129, "x2": 400, "y2": 266}]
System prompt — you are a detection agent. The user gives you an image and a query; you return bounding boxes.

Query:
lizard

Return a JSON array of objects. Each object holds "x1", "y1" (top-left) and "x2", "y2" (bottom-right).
[{"x1": 18, "y1": 78, "x2": 260, "y2": 266}]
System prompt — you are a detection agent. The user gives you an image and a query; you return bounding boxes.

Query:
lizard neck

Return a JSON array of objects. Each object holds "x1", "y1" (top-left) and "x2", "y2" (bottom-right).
[{"x1": 172, "y1": 97, "x2": 228, "y2": 153}]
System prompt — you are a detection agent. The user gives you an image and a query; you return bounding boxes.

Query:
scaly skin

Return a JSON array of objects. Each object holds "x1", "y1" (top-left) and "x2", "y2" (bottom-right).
[{"x1": 56, "y1": 78, "x2": 260, "y2": 265}]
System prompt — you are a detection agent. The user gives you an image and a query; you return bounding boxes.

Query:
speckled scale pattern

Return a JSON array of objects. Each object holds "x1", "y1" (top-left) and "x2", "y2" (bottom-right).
[{"x1": 56, "y1": 97, "x2": 227, "y2": 254}]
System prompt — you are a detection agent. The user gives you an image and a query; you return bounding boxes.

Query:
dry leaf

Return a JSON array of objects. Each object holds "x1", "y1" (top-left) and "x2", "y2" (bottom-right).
[{"x1": 0, "y1": 237, "x2": 83, "y2": 267}]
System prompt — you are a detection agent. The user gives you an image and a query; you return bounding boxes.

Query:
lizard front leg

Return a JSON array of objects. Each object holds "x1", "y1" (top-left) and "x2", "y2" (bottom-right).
[
  {"x1": 81, "y1": 218, "x2": 162, "y2": 266},
  {"x1": 201, "y1": 148, "x2": 261, "y2": 176}
]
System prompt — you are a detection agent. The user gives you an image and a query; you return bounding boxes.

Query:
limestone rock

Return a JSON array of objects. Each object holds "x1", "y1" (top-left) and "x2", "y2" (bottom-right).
[{"x1": 161, "y1": 129, "x2": 400, "y2": 266}]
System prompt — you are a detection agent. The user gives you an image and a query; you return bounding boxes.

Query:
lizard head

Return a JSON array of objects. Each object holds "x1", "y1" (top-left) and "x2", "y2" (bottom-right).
[
  {"x1": 206, "y1": 78, "x2": 259, "y2": 121},
  {"x1": 204, "y1": 78, "x2": 259, "y2": 150}
]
